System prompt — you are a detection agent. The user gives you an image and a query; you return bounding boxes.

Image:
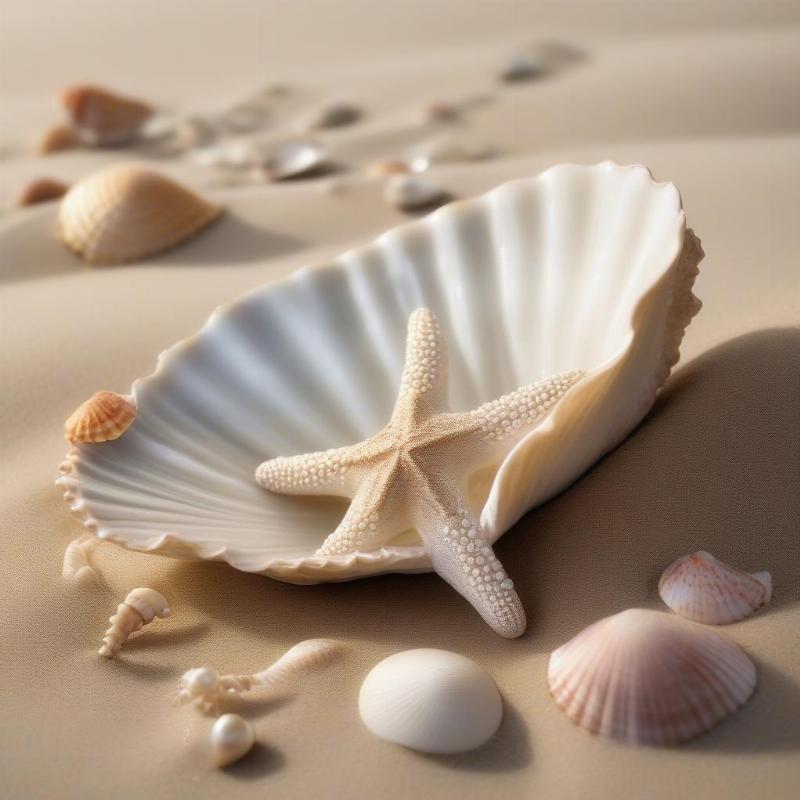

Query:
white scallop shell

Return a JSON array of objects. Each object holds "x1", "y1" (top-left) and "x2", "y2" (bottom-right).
[
  {"x1": 547, "y1": 609, "x2": 757, "y2": 746},
  {"x1": 358, "y1": 649, "x2": 502, "y2": 753},
  {"x1": 659, "y1": 550, "x2": 772, "y2": 624},
  {"x1": 56, "y1": 163, "x2": 702, "y2": 584}
]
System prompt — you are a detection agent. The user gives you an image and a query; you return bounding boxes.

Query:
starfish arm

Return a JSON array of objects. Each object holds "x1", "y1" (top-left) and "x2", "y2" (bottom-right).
[
  {"x1": 315, "y1": 459, "x2": 404, "y2": 555},
  {"x1": 255, "y1": 444, "x2": 361, "y2": 498},
  {"x1": 392, "y1": 308, "x2": 449, "y2": 420},
  {"x1": 466, "y1": 369, "x2": 586, "y2": 452},
  {"x1": 421, "y1": 505, "x2": 526, "y2": 639}
]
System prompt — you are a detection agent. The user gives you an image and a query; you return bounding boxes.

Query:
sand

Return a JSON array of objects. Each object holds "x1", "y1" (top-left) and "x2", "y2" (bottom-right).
[{"x1": 1, "y1": 2, "x2": 799, "y2": 799}]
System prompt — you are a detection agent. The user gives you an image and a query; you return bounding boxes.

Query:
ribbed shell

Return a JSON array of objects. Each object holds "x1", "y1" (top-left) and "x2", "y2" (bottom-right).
[
  {"x1": 547, "y1": 609, "x2": 756, "y2": 746},
  {"x1": 659, "y1": 551, "x2": 772, "y2": 624},
  {"x1": 58, "y1": 84, "x2": 154, "y2": 145},
  {"x1": 57, "y1": 165, "x2": 222, "y2": 265},
  {"x1": 55, "y1": 163, "x2": 702, "y2": 584},
  {"x1": 65, "y1": 391, "x2": 137, "y2": 443}
]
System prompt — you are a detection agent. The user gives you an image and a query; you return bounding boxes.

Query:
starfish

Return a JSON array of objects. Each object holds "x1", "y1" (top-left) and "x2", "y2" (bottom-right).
[{"x1": 255, "y1": 309, "x2": 584, "y2": 638}]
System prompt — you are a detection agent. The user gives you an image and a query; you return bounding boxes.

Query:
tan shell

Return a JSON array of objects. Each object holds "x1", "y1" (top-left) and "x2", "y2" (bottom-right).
[
  {"x1": 65, "y1": 391, "x2": 137, "y2": 444},
  {"x1": 548, "y1": 609, "x2": 756, "y2": 746},
  {"x1": 659, "y1": 550, "x2": 772, "y2": 624},
  {"x1": 99, "y1": 587, "x2": 172, "y2": 658},
  {"x1": 15, "y1": 178, "x2": 70, "y2": 207},
  {"x1": 57, "y1": 164, "x2": 223, "y2": 265},
  {"x1": 34, "y1": 123, "x2": 82, "y2": 155},
  {"x1": 58, "y1": 84, "x2": 154, "y2": 145}
]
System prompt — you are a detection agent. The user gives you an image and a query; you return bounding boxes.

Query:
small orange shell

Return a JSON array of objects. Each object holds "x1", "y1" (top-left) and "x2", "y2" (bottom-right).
[
  {"x1": 368, "y1": 159, "x2": 412, "y2": 177},
  {"x1": 57, "y1": 164, "x2": 223, "y2": 265},
  {"x1": 58, "y1": 84, "x2": 154, "y2": 146},
  {"x1": 15, "y1": 177, "x2": 70, "y2": 207},
  {"x1": 35, "y1": 123, "x2": 82, "y2": 155},
  {"x1": 65, "y1": 391, "x2": 137, "y2": 444}
]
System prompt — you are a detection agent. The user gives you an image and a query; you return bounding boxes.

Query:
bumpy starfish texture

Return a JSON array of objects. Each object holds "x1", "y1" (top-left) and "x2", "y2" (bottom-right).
[{"x1": 256, "y1": 308, "x2": 584, "y2": 638}]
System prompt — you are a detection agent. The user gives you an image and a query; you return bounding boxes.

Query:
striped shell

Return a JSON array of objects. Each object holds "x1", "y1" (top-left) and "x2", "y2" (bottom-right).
[
  {"x1": 57, "y1": 164, "x2": 222, "y2": 265},
  {"x1": 58, "y1": 84, "x2": 154, "y2": 145},
  {"x1": 659, "y1": 550, "x2": 772, "y2": 624},
  {"x1": 65, "y1": 391, "x2": 137, "y2": 444},
  {"x1": 547, "y1": 608, "x2": 756, "y2": 746}
]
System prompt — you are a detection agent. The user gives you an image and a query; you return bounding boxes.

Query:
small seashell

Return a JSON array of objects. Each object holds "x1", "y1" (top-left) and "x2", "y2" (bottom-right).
[
  {"x1": 359, "y1": 649, "x2": 503, "y2": 753},
  {"x1": 384, "y1": 174, "x2": 447, "y2": 211},
  {"x1": 62, "y1": 534, "x2": 100, "y2": 589},
  {"x1": 367, "y1": 159, "x2": 411, "y2": 177},
  {"x1": 500, "y1": 52, "x2": 547, "y2": 83},
  {"x1": 179, "y1": 639, "x2": 346, "y2": 713},
  {"x1": 34, "y1": 123, "x2": 82, "y2": 155},
  {"x1": 420, "y1": 100, "x2": 460, "y2": 124},
  {"x1": 659, "y1": 550, "x2": 772, "y2": 624},
  {"x1": 262, "y1": 140, "x2": 329, "y2": 181},
  {"x1": 210, "y1": 714, "x2": 255, "y2": 768},
  {"x1": 14, "y1": 177, "x2": 70, "y2": 207},
  {"x1": 547, "y1": 608, "x2": 756, "y2": 746},
  {"x1": 304, "y1": 102, "x2": 362, "y2": 130},
  {"x1": 57, "y1": 84, "x2": 154, "y2": 146},
  {"x1": 408, "y1": 134, "x2": 491, "y2": 172},
  {"x1": 99, "y1": 587, "x2": 171, "y2": 658},
  {"x1": 58, "y1": 164, "x2": 223, "y2": 265},
  {"x1": 65, "y1": 391, "x2": 137, "y2": 444}
]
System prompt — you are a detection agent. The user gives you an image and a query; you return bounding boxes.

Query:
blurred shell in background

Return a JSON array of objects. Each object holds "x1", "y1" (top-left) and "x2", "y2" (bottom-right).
[{"x1": 57, "y1": 164, "x2": 222, "y2": 265}]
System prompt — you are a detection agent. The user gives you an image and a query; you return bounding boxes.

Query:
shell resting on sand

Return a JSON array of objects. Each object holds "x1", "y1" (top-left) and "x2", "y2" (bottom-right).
[
  {"x1": 99, "y1": 588, "x2": 171, "y2": 658},
  {"x1": 57, "y1": 84, "x2": 154, "y2": 146},
  {"x1": 56, "y1": 163, "x2": 702, "y2": 592},
  {"x1": 359, "y1": 649, "x2": 503, "y2": 753},
  {"x1": 659, "y1": 550, "x2": 772, "y2": 624},
  {"x1": 57, "y1": 164, "x2": 222, "y2": 265},
  {"x1": 547, "y1": 609, "x2": 756, "y2": 746}
]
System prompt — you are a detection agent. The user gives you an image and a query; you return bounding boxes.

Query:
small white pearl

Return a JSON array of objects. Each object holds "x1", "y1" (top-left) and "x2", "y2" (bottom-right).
[{"x1": 210, "y1": 713, "x2": 255, "y2": 768}]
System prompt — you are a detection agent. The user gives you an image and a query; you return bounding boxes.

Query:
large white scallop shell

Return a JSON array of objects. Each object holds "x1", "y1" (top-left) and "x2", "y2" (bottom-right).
[
  {"x1": 547, "y1": 609, "x2": 756, "y2": 746},
  {"x1": 56, "y1": 163, "x2": 702, "y2": 584},
  {"x1": 359, "y1": 649, "x2": 502, "y2": 753},
  {"x1": 659, "y1": 550, "x2": 772, "y2": 624}
]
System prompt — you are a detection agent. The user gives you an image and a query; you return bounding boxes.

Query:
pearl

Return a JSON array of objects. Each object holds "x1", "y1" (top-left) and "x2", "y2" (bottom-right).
[{"x1": 210, "y1": 713, "x2": 255, "y2": 768}]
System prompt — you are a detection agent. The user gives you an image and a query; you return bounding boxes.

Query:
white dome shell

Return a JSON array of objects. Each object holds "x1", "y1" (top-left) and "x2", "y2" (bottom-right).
[{"x1": 358, "y1": 648, "x2": 502, "y2": 753}]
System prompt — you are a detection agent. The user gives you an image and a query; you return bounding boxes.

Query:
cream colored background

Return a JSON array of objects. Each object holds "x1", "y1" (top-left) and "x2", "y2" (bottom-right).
[{"x1": 1, "y1": 2, "x2": 799, "y2": 799}]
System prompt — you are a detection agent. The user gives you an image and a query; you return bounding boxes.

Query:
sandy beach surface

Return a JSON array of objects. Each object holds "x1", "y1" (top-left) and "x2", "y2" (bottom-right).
[{"x1": 1, "y1": 2, "x2": 798, "y2": 798}]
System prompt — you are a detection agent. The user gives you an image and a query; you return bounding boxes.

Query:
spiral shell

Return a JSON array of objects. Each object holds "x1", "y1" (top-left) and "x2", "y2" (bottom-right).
[
  {"x1": 659, "y1": 550, "x2": 772, "y2": 624},
  {"x1": 57, "y1": 164, "x2": 223, "y2": 265},
  {"x1": 99, "y1": 587, "x2": 171, "y2": 658},
  {"x1": 547, "y1": 608, "x2": 757, "y2": 746}
]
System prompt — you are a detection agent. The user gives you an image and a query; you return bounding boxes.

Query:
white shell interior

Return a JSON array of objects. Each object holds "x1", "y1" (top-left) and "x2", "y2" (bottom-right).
[{"x1": 58, "y1": 163, "x2": 696, "y2": 584}]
